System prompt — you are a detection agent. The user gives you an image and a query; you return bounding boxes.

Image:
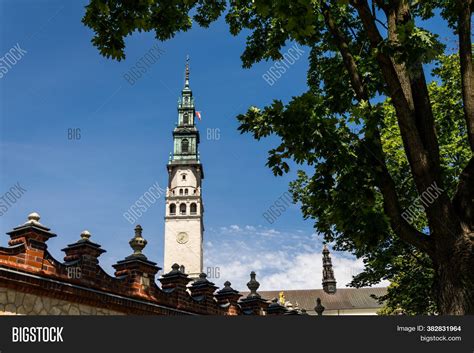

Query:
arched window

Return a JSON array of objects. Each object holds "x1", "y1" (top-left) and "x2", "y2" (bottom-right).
[
  {"x1": 182, "y1": 174, "x2": 186, "y2": 181},
  {"x1": 185, "y1": 189, "x2": 188, "y2": 195},
  {"x1": 181, "y1": 139, "x2": 189, "y2": 153},
  {"x1": 183, "y1": 113, "x2": 189, "y2": 125},
  {"x1": 190, "y1": 203, "x2": 197, "y2": 214},
  {"x1": 169, "y1": 203, "x2": 176, "y2": 215},
  {"x1": 179, "y1": 189, "x2": 183, "y2": 195},
  {"x1": 179, "y1": 203, "x2": 186, "y2": 215}
]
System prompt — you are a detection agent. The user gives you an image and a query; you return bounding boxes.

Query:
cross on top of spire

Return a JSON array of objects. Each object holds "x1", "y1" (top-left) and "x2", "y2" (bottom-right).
[{"x1": 184, "y1": 55, "x2": 190, "y2": 89}]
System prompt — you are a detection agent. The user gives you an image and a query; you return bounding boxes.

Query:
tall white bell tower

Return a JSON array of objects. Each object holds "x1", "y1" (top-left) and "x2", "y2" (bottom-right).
[{"x1": 163, "y1": 57, "x2": 204, "y2": 278}]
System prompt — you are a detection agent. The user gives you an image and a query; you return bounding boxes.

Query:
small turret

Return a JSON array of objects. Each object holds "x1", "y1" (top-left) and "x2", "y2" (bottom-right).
[{"x1": 322, "y1": 244, "x2": 337, "y2": 294}]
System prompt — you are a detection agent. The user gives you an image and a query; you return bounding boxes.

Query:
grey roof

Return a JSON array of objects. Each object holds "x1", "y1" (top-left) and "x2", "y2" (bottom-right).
[{"x1": 241, "y1": 287, "x2": 387, "y2": 312}]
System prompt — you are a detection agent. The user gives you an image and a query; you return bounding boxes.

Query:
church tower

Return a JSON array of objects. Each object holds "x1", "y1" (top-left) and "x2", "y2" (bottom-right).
[
  {"x1": 163, "y1": 57, "x2": 204, "y2": 278},
  {"x1": 322, "y1": 244, "x2": 337, "y2": 294}
]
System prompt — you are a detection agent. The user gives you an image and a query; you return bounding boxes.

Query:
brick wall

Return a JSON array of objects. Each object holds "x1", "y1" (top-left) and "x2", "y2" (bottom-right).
[{"x1": 0, "y1": 213, "x2": 284, "y2": 316}]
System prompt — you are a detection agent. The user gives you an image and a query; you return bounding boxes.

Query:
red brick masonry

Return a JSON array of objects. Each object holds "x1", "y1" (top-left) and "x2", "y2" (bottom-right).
[{"x1": 0, "y1": 213, "x2": 271, "y2": 315}]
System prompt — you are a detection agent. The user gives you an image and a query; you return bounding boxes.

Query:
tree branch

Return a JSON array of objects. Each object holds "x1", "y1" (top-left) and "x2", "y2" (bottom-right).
[
  {"x1": 457, "y1": 0, "x2": 474, "y2": 151},
  {"x1": 351, "y1": 0, "x2": 447, "y2": 223},
  {"x1": 383, "y1": 2, "x2": 440, "y2": 173},
  {"x1": 370, "y1": 130, "x2": 434, "y2": 255},
  {"x1": 319, "y1": 1, "x2": 433, "y2": 254},
  {"x1": 320, "y1": 1, "x2": 368, "y2": 101},
  {"x1": 453, "y1": 156, "x2": 474, "y2": 232}
]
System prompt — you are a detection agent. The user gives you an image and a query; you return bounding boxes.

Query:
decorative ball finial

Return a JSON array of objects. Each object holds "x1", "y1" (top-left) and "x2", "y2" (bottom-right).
[
  {"x1": 129, "y1": 225, "x2": 147, "y2": 258},
  {"x1": 27, "y1": 212, "x2": 40, "y2": 224},
  {"x1": 80, "y1": 230, "x2": 91, "y2": 241}
]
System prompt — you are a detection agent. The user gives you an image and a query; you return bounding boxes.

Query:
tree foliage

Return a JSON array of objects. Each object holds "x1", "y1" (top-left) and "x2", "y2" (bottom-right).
[{"x1": 83, "y1": 0, "x2": 474, "y2": 314}]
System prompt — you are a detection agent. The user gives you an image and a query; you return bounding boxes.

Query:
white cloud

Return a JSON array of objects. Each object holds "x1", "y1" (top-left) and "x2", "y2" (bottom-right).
[{"x1": 204, "y1": 224, "x2": 389, "y2": 291}]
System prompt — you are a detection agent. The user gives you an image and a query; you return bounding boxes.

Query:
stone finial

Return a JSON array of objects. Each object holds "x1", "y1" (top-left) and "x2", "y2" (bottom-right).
[
  {"x1": 195, "y1": 272, "x2": 209, "y2": 283},
  {"x1": 216, "y1": 280, "x2": 239, "y2": 296},
  {"x1": 80, "y1": 230, "x2": 91, "y2": 241},
  {"x1": 26, "y1": 212, "x2": 41, "y2": 225},
  {"x1": 315, "y1": 297, "x2": 325, "y2": 316},
  {"x1": 21, "y1": 211, "x2": 50, "y2": 230},
  {"x1": 246, "y1": 271, "x2": 261, "y2": 298},
  {"x1": 129, "y1": 225, "x2": 147, "y2": 258},
  {"x1": 8, "y1": 211, "x2": 56, "y2": 245},
  {"x1": 215, "y1": 280, "x2": 241, "y2": 306},
  {"x1": 170, "y1": 263, "x2": 181, "y2": 273}
]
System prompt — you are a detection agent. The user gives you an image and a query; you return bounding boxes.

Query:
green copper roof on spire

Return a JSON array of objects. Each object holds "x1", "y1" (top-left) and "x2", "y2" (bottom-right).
[{"x1": 168, "y1": 56, "x2": 201, "y2": 163}]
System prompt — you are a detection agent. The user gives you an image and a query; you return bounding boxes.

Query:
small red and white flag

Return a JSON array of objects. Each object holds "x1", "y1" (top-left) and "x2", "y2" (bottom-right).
[{"x1": 195, "y1": 111, "x2": 202, "y2": 121}]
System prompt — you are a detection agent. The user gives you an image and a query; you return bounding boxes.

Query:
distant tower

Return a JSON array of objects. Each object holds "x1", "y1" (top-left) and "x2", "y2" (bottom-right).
[
  {"x1": 322, "y1": 244, "x2": 337, "y2": 294},
  {"x1": 163, "y1": 57, "x2": 204, "y2": 278}
]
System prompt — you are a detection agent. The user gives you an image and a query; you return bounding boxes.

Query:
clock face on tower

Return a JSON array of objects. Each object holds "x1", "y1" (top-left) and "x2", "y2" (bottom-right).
[{"x1": 176, "y1": 232, "x2": 189, "y2": 244}]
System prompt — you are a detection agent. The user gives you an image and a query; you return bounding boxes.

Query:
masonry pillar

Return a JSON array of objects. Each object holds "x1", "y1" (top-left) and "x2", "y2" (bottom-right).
[
  {"x1": 6, "y1": 212, "x2": 56, "y2": 270},
  {"x1": 62, "y1": 229, "x2": 106, "y2": 284},
  {"x1": 112, "y1": 225, "x2": 160, "y2": 297},
  {"x1": 214, "y1": 281, "x2": 242, "y2": 315},
  {"x1": 239, "y1": 271, "x2": 269, "y2": 315}
]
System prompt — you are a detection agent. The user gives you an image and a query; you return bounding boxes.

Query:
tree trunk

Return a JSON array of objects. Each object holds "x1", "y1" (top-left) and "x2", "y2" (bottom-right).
[{"x1": 434, "y1": 232, "x2": 474, "y2": 314}]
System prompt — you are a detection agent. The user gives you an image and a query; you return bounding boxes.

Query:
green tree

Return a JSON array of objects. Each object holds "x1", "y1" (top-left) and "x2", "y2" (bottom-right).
[
  {"x1": 83, "y1": 0, "x2": 474, "y2": 314},
  {"x1": 357, "y1": 53, "x2": 469, "y2": 314}
]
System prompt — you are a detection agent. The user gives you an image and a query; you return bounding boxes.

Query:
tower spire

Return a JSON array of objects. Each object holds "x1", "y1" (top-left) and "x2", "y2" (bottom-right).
[
  {"x1": 322, "y1": 244, "x2": 337, "y2": 294},
  {"x1": 184, "y1": 55, "x2": 190, "y2": 89},
  {"x1": 163, "y1": 59, "x2": 204, "y2": 279}
]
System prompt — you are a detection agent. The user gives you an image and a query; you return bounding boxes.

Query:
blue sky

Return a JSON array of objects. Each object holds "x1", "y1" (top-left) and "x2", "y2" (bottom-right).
[{"x1": 0, "y1": 1, "x2": 454, "y2": 290}]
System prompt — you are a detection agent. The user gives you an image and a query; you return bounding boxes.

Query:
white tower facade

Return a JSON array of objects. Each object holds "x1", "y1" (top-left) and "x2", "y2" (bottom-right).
[{"x1": 163, "y1": 58, "x2": 204, "y2": 278}]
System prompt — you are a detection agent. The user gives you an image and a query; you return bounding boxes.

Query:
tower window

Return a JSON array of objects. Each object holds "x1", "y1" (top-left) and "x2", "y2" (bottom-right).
[
  {"x1": 179, "y1": 203, "x2": 186, "y2": 215},
  {"x1": 182, "y1": 174, "x2": 186, "y2": 181},
  {"x1": 179, "y1": 189, "x2": 183, "y2": 195},
  {"x1": 190, "y1": 203, "x2": 197, "y2": 215},
  {"x1": 181, "y1": 139, "x2": 189, "y2": 153},
  {"x1": 169, "y1": 203, "x2": 176, "y2": 215},
  {"x1": 185, "y1": 189, "x2": 188, "y2": 195},
  {"x1": 183, "y1": 113, "x2": 189, "y2": 125}
]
